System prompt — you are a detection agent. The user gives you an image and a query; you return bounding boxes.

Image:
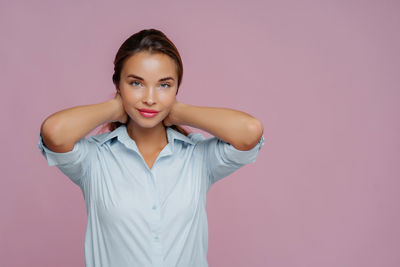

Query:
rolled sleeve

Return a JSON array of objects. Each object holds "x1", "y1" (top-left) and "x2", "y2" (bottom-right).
[
  {"x1": 37, "y1": 132, "x2": 97, "y2": 186},
  {"x1": 197, "y1": 134, "x2": 265, "y2": 188}
]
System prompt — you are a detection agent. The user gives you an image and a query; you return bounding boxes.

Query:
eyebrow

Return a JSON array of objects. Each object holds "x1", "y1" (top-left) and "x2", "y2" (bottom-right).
[{"x1": 126, "y1": 74, "x2": 175, "y2": 82}]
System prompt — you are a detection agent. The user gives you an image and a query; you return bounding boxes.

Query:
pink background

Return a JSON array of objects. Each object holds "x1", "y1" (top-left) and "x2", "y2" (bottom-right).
[{"x1": 1, "y1": 0, "x2": 399, "y2": 266}]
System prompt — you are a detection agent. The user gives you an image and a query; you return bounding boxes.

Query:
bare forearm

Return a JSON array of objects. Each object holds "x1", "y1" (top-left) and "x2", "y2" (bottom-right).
[
  {"x1": 40, "y1": 100, "x2": 118, "y2": 150},
  {"x1": 174, "y1": 103, "x2": 263, "y2": 150}
]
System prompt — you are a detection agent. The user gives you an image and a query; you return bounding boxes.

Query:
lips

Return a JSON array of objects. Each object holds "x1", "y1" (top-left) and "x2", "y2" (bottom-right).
[
  {"x1": 138, "y1": 108, "x2": 158, "y2": 113},
  {"x1": 138, "y1": 108, "x2": 159, "y2": 118}
]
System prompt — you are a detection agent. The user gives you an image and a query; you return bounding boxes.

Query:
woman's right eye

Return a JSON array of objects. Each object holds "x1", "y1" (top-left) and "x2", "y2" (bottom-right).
[{"x1": 131, "y1": 81, "x2": 141, "y2": 87}]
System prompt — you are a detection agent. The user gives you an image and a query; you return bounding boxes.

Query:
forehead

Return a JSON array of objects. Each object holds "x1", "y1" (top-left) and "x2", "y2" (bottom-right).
[{"x1": 122, "y1": 51, "x2": 177, "y2": 79}]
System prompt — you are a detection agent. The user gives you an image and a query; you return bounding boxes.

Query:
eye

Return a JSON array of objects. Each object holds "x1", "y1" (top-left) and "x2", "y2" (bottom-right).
[
  {"x1": 130, "y1": 81, "x2": 142, "y2": 87},
  {"x1": 160, "y1": 83, "x2": 171, "y2": 88}
]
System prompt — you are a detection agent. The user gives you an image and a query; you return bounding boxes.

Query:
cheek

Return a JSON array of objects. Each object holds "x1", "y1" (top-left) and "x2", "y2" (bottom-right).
[
  {"x1": 163, "y1": 98, "x2": 176, "y2": 111},
  {"x1": 160, "y1": 95, "x2": 175, "y2": 104},
  {"x1": 122, "y1": 91, "x2": 141, "y2": 104},
  {"x1": 159, "y1": 91, "x2": 176, "y2": 103}
]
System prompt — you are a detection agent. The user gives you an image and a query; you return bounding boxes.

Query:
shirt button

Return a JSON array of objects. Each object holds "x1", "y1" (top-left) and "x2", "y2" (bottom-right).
[
  {"x1": 154, "y1": 236, "x2": 159, "y2": 241},
  {"x1": 152, "y1": 205, "x2": 157, "y2": 210}
]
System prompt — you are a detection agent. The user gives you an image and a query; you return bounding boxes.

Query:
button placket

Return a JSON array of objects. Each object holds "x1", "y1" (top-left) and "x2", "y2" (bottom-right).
[
  {"x1": 148, "y1": 171, "x2": 162, "y2": 245},
  {"x1": 148, "y1": 170, "x2": 163, "y2": 267}
]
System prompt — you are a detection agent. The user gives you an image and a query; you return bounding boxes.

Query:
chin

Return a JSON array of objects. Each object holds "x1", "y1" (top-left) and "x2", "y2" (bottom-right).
[{"x1": 129, "y1": 117, "x2": 163, "y2": 128}]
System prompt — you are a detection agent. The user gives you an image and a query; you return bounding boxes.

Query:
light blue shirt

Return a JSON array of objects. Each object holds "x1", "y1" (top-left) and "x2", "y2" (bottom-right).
[{"x1": 37, "y1": 124, "x2": 265, "y2": 267}]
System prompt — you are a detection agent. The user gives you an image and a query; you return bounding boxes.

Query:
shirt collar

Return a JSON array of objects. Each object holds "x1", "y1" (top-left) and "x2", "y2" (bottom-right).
[{"x1": 92, "y1": 124, "x2": 195, "y2": 152}]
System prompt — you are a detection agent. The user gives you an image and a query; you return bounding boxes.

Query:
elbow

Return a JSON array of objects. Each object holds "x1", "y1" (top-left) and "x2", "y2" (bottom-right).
[
  {"x1": 40, "y1": 118, "x2": 66, "y2": 147},
  {"x1": 245, "y1": 119, "x2": 264, "y2": 149},
  {"x1": 40, "y1": 119, "x2": 59, "y2": 146},
  {"x1": 233, "y1": 119, "x2": 264, "y2": 151},
  {"x1": 40, "y1": 121, "x2": 75, "y2": 153}
]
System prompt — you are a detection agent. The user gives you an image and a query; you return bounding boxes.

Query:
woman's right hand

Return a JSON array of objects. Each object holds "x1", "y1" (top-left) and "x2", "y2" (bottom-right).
[{"x1": 112, "y1": 91, "x2": 129, "y2": 124}]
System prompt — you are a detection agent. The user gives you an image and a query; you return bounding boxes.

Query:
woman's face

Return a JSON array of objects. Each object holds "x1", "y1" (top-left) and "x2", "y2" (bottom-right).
[{"x1": 117, "y1": 51, "x2": 178, "y2": 129}]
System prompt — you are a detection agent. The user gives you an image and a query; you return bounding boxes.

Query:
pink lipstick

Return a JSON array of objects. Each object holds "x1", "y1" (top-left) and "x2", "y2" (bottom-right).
[{"x1": 138, "y1": 108, "x2": 159, "y2": 118}]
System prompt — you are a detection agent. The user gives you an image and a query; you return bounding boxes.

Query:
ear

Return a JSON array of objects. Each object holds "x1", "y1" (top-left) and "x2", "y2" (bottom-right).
[{"x1": 114, "y1": 82, "x2": 120, "y2": 93}]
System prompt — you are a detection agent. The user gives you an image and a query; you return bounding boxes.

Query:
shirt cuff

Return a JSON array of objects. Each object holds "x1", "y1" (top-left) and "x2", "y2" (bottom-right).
[
  {"x1": 37, "y1": 132, "x2": 84, "y2": 166},
  {"x1": 223, "y1": 134, "x2": 265, "y2": 165}
]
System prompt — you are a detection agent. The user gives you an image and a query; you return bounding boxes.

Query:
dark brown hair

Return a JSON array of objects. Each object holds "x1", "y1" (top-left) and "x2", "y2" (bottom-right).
[{"x1": 97, "y1": 28, "x2": 191, "y2": 136}]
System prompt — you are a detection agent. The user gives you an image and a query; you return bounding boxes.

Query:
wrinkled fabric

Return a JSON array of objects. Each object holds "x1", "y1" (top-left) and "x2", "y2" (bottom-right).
[{"x1": 37, "y1": 124, "x2": 265, "y2": 267}]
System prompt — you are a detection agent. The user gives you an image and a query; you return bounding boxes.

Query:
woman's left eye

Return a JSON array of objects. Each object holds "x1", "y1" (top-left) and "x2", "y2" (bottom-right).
[{"x1": 161, "y1": 83, "x2": 171, "y2": 88}]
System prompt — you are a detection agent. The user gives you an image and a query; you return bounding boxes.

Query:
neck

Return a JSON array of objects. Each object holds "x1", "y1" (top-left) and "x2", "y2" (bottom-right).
[{"x1": 126, "y1": 121, "x2": 168, "y2": 151}]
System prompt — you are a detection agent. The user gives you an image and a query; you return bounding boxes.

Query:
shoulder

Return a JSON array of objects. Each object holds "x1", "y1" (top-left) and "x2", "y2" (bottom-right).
[
  {"x1": 187, "y1": 132, "x2": 206, "y2": 143},
  {"x1": 89, "y1": 131, "x2": 114, "y2": 145}
]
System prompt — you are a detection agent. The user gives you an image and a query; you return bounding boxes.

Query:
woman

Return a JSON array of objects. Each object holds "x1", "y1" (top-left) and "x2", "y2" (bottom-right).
[{"x1": 38, "y1": 28, "x2": 265, "y2": 267}]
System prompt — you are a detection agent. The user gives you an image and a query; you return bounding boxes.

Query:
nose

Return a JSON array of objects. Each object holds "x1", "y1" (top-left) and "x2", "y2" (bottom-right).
[{"x1": 143, "y1": 86, "x2": 156, "y2": 105}]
